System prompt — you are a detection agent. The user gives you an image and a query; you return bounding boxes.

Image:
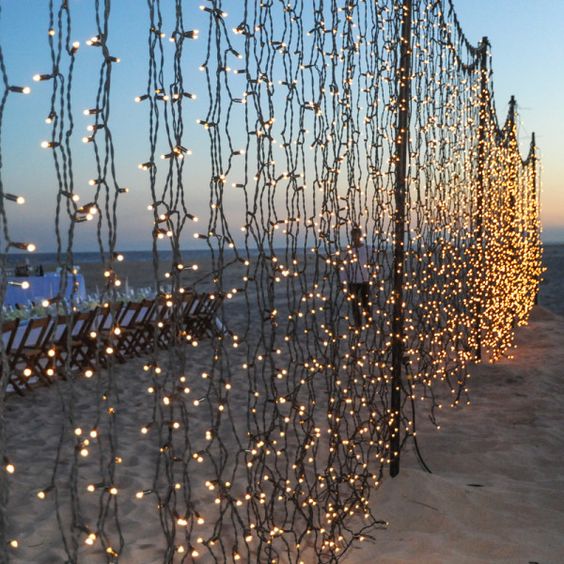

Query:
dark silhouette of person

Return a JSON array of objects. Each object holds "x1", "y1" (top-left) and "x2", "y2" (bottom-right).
[{"x1": 341, "y1": 226, "x2": 371, "y2": 328}]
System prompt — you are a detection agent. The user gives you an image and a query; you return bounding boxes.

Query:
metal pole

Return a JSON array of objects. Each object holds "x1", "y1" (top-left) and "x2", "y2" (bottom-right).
[
  {"x1": 507, "y1": 95, "x2": 518, "y2": 218},
  {"x1": 508, "y1": 94, "x2": 516, "y2": 123},
  {"x1": 390, "y1": 0, "x2": 412, "y2": 478},
  {"x1": 530, "y1": 132, "x2": 539, "y2": 306},
  {"x1": 475, "y1": 36, "x2": 489, "y2": 362}
]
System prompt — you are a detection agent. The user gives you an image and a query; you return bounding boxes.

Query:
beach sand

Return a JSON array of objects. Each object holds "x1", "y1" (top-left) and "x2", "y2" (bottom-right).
[
  {"x1": 347, "y1": 305, "x2": 564, "y2": 563},
  {"x1": 3, "y1": 248, "x2": 563, "y2": 563}
]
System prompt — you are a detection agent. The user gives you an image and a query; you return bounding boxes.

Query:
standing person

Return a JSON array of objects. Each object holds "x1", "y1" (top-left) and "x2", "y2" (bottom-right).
[{"x1": 341, "y1": 226, "x2": 371, "y2": 328}]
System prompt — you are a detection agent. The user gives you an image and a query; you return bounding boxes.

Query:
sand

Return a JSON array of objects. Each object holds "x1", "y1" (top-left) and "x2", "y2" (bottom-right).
[
  {"x1": 347, "y1": 305, "x2": 564, "y2": 563},
  {"x1": 3, "y1": 248, "x2": 564, "y2": 563}
]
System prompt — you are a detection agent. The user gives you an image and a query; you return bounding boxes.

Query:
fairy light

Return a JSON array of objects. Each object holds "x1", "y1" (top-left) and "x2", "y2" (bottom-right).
[
  {"x1": 0, "y1": 1, "x2": 542, "y2": 563},
  {"x1": 3, "y1": 193, "x2": 25, "y2": 204},
  {"x1": 41, "y1": 140, "x2": 59, "y2": 149},
  {"x1": 9, "y1": 242, "x2": 36, "y2": 252},
  {"x1": 8, "y1": 280, "x2": 30, "y2": 289},
  {"x1": 8, "y1": 85, "x2": 31, "y2": 94},
  {"x1": 33, "y1": 73, "x2": 55, "y2": 82}
]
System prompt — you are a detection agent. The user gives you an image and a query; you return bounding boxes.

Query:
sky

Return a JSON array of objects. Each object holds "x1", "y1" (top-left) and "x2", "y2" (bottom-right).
[
  {"x1": 454, "y1": 0, "x2": 564, "y2": 243},
  {"x1": 0, "y1": 0, "x2": 562, "y2": 252}
]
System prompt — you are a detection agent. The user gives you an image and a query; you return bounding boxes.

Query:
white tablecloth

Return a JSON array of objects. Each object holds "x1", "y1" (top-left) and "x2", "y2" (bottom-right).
[{"x1": 4, "y1": 273, "x2": 87, "y2": 306}]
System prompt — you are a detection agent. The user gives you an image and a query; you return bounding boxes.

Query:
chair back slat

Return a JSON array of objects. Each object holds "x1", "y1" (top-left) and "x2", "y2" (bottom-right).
[
  {"x1": 119, "y1": 302, "x2": 142, "y2": 329},
  {"x1": 19, "y1": 317, "x2": 53, "y2": 351},
  {"x1": 2, "y1": 319, "x2": 20, "y2": 353}
]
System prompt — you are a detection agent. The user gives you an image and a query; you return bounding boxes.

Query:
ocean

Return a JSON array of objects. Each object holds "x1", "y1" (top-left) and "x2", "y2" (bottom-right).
[{"x1": 5, "y1": 250, "x2": 230, "y2": 266}]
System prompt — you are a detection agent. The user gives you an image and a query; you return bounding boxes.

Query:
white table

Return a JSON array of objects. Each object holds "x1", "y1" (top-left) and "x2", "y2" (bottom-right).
[{"x1": 4, "y1": 272, "x2": 87, "y2": 306}]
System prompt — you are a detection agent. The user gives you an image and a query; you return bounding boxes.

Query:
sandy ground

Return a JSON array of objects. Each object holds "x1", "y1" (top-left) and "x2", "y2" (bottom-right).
[
  {"x1": 347, "y1": 305, "x2": 564, "y2": 563},
  {"x1": 5, "y1": 306, "x2": 563, "y2": 563},
  {"x1": 3, "y1": 247, "x2": 563, "y2": 563}
]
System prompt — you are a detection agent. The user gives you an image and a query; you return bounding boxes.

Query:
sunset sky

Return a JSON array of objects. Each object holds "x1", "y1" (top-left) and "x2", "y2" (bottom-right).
[
  {"x1": 1, "y1": 0, "x2": 562, "y2": 251},
  {"x1": 455, "y1": 0, "x2": 564, "y2": 242}
]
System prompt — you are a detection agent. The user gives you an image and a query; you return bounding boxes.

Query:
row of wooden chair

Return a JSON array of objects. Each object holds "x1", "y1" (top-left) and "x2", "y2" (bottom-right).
[{"x1": 1, "y1": 291, "x2": 223, "y2": 395}]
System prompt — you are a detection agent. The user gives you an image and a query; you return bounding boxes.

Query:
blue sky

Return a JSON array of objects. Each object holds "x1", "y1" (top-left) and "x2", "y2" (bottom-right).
[
  {"x1": 1, "y1": 1, "x2": 562, "y2": 251},
  {"x1": 0, "y1": 0, "x2": 213, "y2": 252},
  {"x1": 454, "y1": 0, "x2": 564, "y2": 243}
]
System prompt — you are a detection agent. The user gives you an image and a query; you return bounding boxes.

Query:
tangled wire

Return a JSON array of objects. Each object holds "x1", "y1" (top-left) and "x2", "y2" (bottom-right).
[{"x1": 0, "y1": 0, "x2": 541, "y2": 562}]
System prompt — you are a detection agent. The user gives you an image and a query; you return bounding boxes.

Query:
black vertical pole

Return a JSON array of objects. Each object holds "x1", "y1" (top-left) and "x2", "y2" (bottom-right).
[
  {"x1": 530, "y1": 132, "x2": 539, "y2": 306},
  {"x1": 390, "y1": 0, "x2": 412, "y2": 478},
  {"x1": 507, "y1": 95, "x2": 518, "y2": 218},
  {"x1": 475, "y1": 36, "x2": 489, "y2": 362},
  {"x1": 508, "y1": 94, "x2": 516, "y2": 123}
]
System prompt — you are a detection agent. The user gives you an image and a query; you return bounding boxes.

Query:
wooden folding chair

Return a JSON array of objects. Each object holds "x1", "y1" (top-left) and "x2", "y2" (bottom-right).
[
  {"x1": 185, "y1": 293, "x2": 224, "y2": 340},
  {"x1": 83, "y1": 303, "x2": 126, "y2": 368},
  {"x1": 1, "y1": 319, "x2": 23, "y2": 395},
  {"x1": 155, "y1": 292, "x2": 197, "y2": 346},
  {"x1": 112, "y1": 301, "x2": 145, "y2": 361},
  {"x1": 140, "y1": 297, "x2": 176, "y2": 350},
  {"x1": 9, "y1": 316, "x2": 56, "y2": 390},
  {"x1": 91, "y1": 302, "x2": 141, "y2": 364},
  {"x1": 69, "y1": 309, "x2": 99, "y2": 370},
  {"x1": 155, "y1": 297, "x2": 174, "y2": 349},
  {"x1": 121, "y1": 299, "x2": 157, "y2": 356},
  {"x1": 50, "y1": 310, "x2": 98, "y2": 375},
  {"x1": 177, "y1": 291, "x2": 197, "y2": 321}
]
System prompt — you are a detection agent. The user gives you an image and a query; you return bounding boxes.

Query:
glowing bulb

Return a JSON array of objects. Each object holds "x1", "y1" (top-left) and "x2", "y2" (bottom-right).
[{"x1": 9, "y1": 86, "x2": 31, "y2": 94}]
